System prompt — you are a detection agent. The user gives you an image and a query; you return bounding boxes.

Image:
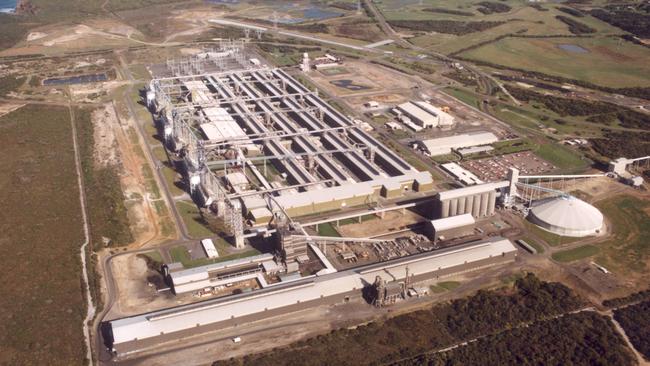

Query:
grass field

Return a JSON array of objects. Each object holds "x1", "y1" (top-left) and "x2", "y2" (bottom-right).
[
  {"x1": 153, "y1": 147, "x2": 185, "y2": 197},
  {"x1": 0, "y1": 105, "x2": 85, "y2": 364},
  {"x1": 524, "y1": 221, "x2": 581, "y2": 247},
  {"x1": 317, "y1": 222, "x2": 341, "y2": 237},
  {"x1": 378, "y1": 0, "x2": 621, "y2": 54},
  {"x1": 443, "y1": 87, "x2": 480, "y2": 108},
  {"x1": 175, "y1": 200, "x2": 215, "y2": 238},
  {"x1": 339, "y1": 214, "x2": 379, "y2": 226},
  {"x1": 593, "y1": 195, "x2": 650, "y2": 276},
  {"x1": 534, "y1": 142, "x2": 588, "y2": 172},
  {"x1": 460, "y1": 36, "x2": 650, "y2": 88},
  {"x1": 552, "y1": 245, "x2": 600, "y2": 263},
  {"x1": 438, "y1": 281, "x2": 461, "y2": 290}
]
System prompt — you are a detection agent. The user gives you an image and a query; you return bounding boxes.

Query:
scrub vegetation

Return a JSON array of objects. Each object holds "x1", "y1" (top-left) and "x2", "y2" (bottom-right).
[
  {"x1": 0, "y1": 105, "x2": 85, "y2": 365},
  {"x1": 398, "y1": 312, "x2": 634, "y2": 366},
  {"x1": 76, "y1": 108, "x2": 133, "y2": 248},
  {"x1": 215, "y1": 274, "x2": 585, "y2": 366},
  {"x1": 614, "y1": 300, "x2": 650, "y2": 360}
]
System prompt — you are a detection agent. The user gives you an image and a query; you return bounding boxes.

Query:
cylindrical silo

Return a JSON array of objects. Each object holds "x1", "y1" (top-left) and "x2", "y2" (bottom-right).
[
  {"x1": 480, "y1": 192, "x2": 489, "y2": 217},
  {"x1": 450, "y1": 198, "x2": 458, "y2": 216},
  {"x1": 472, "y1": 194, "x2": 481, "y2": 217},
  {"x1": 457, "y1": 196, "x2": 466, "y2": 215},
  {"x1": 465, "y1": 195, "x2": 474, "y2": 215},
  {"x1": 441, "y1": 200, "x2": 450, "y2": 218},
  {"x1": 488, "y1": 191, "x2": 497, "y2": 215}
]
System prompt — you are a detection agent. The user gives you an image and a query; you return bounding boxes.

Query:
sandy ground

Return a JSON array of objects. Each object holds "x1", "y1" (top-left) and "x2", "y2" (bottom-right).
[
  {"x1": 309, "y1": 60, "x2": 416, "y2": 98},
  {"x1": 109, "y1": 254, "x2": 178, "y2": 317},
  {"x1": 92, "y1": 104, "x2": 121, "y2": 167},
  {"x1": 337, "y1": 210, "x2": 424, "y2": 238},
  {"x1": 0, "y1": 102, "x2": 25, "y2": 118}
]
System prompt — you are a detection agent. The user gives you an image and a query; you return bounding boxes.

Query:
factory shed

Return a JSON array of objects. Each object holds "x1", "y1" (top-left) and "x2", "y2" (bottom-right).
[
  {"x1": 417, "y1": 132, "x2": 498, "y2": 156},
  {"x1": 170, "y1": 253, "x2": 274, "y2": 294},
  {"x1": 441, "y1": 163, "x2": 483, "y2": 186},
  {"x1": 427, "y1": 213, "x2": 476, "y2": 240},
  {"x1": 414, "y1": 101, "x2": 454, "y2": 126},
  {"x1": 109, "y1": 238, "x2": 517, "y2": 355},
  {"x1": 397, "y1": 102, "x2": 438, "y2": 128}
]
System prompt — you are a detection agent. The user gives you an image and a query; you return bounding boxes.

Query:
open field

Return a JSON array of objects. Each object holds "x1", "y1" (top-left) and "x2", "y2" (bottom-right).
[
  {"x1": 0, "y1": 105, "x2": 85, "y2": 365},
  {"x1": 552, "y1": 245, "x2": 600, "y2": 263},
  {"x1": 317, "y1": 222, "x2": 341, "y2": 237},
  {"x1": 592, "y1": 195, "x2": 650, "y2": 278},
  {"x1": 175, "y1": 200, "x2": 215, "y2": 238},
  {"x1": 534, "y1": 142, "x2": 588, "y2": 172},
  {"x1": 523, "y1": 221, "x2": 582, "y2": 247},
  {"x1": 380, "y1": 0, "x2": 621, "y2": 54},
  {"x1": 460, "y1": 36, "x2": 650, "y2": 88}
]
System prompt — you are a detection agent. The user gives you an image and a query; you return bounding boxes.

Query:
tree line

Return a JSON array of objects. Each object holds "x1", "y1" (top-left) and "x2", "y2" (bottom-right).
[
  {"x1": 388, "y1": 19, "x2": 505, "y2": 35},
  {"x1": 395, "y1": 312, "x2": 635, "y2": 366},
  {"x1": 614, "y1": 300, "x2": 650, "y2": 360}
]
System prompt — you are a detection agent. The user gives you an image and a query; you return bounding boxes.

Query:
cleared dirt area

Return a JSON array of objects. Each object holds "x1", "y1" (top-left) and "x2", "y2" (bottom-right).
[
  {"x1": 336, "y1": 210, "x2": 425, "y2": 238},
  {"x1": 309, "y1": 60, "x2": 416, "y2": 98},
  {"x1": 92, "y1": 104, "x2": 121, "y2": 167},
  {"x1": 109, "y1": 254, "x2": 177, "y2": 317},
  {"x1": 0, "y1": 102, "x2": 25, "y2": 118}
]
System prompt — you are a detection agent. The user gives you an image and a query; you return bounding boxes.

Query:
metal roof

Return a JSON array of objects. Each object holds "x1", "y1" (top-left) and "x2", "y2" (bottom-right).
[
  {"x1": 429, "y1": 213, "x2": 475, "y2": 232},
  {"x1": 110, "y1": 238, "x2": 517, "y2": 345},
  {"x1": 170, "y1": 253, "x2": 274, "y2": 285},
  {"x1": 397, "y1": 102, "x2": 437, "y2": 127},
  {"x1": 437, "y1": 181, "x2": 508, "y2": 201},
  {"x1": 418, "y1": 132, "x2": 498, "y2": 156},
  {"x1": 441, "y1": 163, "x2": 483, "y2": 186},
  {"x1": 529, "y1": 196, "x2": 603, "y2": 237}
]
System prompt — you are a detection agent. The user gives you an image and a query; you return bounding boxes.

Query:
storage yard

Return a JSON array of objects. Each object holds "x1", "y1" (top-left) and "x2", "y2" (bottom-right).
[{"x1": 461, "y1": 151, "x2": 556, "y2": 182}]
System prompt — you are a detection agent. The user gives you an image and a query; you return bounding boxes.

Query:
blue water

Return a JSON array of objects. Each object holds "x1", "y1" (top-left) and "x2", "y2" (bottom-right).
[
  {"x1": 557, "y1": 44, "x2": 589, "y2": 54},
  {"x1": 0, "y1": 0, "x2": 16, "y2": 13}
]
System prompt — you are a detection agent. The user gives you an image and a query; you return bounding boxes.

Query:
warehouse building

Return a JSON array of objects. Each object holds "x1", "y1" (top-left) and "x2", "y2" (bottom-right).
[
  {"x1": 416, "y1": 132, "x2": 498, "y2": 156},
  {"x1": 167, "y1": 253, "x2": 275, "y2": 294},
  {"x1": 107, "y1": 237, "x2": 518, "y2": 355},
  {"x1": 441, "y1": 163, "x2": 483, "y2": 186},
  {"x1": 427, "y1": 213, "x2": 476, "y2": 240},
  {"x1": 396, "y1": 101, "x2": 455, "y2": 128}
]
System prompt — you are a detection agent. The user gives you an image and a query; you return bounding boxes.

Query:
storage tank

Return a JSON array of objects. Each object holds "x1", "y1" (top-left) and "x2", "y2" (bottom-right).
[{"x1": 528, "y1": 196, "x2": 603, "y2": 237}]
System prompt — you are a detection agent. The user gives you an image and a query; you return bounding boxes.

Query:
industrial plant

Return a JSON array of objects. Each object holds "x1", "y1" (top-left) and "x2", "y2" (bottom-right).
[{"x1": 102, "y1": 42, "x2": 642, "y2": 359}]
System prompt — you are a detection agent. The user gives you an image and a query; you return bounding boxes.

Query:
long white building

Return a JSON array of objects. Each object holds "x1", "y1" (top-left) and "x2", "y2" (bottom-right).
[
  {"x1": 107, "y1": 238, "x2": 518, "y2": 355},
  {"x1": 396, "y1": 101, "x2": 455, "y2": 128},
  {"x1": 417, "y1": 132, "x2": 498, "y2": 156}
]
